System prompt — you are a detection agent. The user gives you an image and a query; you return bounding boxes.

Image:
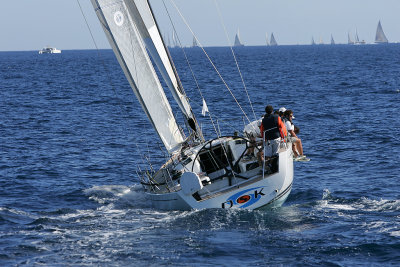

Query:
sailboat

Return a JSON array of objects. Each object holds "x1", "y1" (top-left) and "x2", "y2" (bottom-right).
[
  {"x1": 375, "y1": 20, "x2": 389, "y2": 44},
  {"x1": 311, "y1": 37, "x2": 315, "y2": 45},
  {"x1": 90, "y1": 0, "x2": 294, "y2": 210},
  {"x1": 234, "y1": 29, "x2": 244, "y2": 47},
  {"x1": 172, "y1": 31, "x2": 179, "y2": 48},
  {"x1": 355, "y1": 29, "x2": 366, "y2": 45},
  {"x1": 265, "y1": 32, "x2": 269, "y2": 46},
  {"x1": 192, "y1": 36, "x2": 198, "y2": 48},
  {"x1": 270, "y1": 33, "x2": 278, "y2": 46},
  {"x1": 319, "y1": 37, "x2": 324, "y2": 45},
  {"x1": 330, "y1": 35, "x2": 335, "y2": 45},
  {"x1": 348, "y1": 32, "x2": 355, "y2": 45}
]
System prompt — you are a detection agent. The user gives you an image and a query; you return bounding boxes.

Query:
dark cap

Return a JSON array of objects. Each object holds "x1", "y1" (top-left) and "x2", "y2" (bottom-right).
[{"x1": 265, "y1": 105, "x2": 274, "y2": 114}]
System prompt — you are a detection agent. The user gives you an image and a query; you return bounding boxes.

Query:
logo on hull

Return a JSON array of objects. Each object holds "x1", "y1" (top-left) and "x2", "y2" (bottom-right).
[{"x1": 221, "y1": 187, "x2": 265, "y2": 209}]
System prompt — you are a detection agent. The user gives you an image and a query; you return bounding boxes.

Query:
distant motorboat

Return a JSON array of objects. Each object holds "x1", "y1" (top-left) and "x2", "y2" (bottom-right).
[
  {"x1": 39, "y1": 47, "x2": 61, "y2": 54},
  {"x1": 375, "y1": 20, "x2": 389, "y2": 44}
]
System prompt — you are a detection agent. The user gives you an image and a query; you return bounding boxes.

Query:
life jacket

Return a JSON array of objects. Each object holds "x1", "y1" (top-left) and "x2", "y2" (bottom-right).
[{"x1": 261, "y1": 114, "x2": 286, "y2": 140}]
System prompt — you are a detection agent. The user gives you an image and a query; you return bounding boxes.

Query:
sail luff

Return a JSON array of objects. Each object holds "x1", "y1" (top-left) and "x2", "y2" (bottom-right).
[{"x1": 91, "y1": 0, "x2": 184, "y2": 153}]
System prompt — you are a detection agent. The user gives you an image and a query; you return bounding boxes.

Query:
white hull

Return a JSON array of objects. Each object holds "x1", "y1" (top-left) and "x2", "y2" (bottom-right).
[
  {"x1": 145, "y1": 142, "x2": 294, "y2": 210},
  {"x1": 39, "y1": 47, "x2": 61, "y2": 54}
]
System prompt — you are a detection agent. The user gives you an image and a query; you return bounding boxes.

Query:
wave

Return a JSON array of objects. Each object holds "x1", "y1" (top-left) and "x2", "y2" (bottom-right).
[
  {"x1": 316, "y1": 189, "x2": 400, "y2": 212},
  {"x1": 0, "y1": 207, "x2": 37, "y2": 225},
  {"x1": 83, "y1": 184, "x2": 151, "y2": 209}
]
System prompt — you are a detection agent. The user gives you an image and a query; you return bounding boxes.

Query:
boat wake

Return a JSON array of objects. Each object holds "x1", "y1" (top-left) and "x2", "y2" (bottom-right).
[{"x1": 84, "y1": 184, "x2": 151, "y2": 209}]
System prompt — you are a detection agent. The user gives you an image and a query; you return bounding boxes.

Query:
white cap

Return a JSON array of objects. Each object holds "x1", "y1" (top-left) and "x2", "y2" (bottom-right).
[{"x1": 279, "y1": 107, "x2": 286, "y2": 113}]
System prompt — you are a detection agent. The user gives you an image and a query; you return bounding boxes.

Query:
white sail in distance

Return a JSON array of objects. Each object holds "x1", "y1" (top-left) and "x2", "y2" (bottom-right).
[
  {"x1": 91, "y1": 0, "x2": 185, "y2": 153},
  {"x1": 375, "y1": 20, "x2": 389, "y2": 43},
  {"x1": 192, "y1": 36, "x2": 198, "y2": 47},
  {"x1": 234, "y1": 29, "x2": 244, "y2": 46},
  {"x1": 270, "y1": 33, "x2": 277, "y2": 46},
  {"x1": 355, "y1": 30, "x2": 360, "y2": 43},
  {"x1": 348, "y1": 32, "x2": 354, "y2": 44}
]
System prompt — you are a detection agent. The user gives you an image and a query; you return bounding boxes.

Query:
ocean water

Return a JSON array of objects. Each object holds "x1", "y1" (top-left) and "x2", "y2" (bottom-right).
[{"x1": 1, "y1": 44, "x2": 399, "y2": 266}]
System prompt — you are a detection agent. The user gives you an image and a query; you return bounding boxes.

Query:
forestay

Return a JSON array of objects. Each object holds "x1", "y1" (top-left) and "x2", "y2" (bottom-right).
[{"x1": 91, "y1": 0, "x2": 184, "y2": 153}]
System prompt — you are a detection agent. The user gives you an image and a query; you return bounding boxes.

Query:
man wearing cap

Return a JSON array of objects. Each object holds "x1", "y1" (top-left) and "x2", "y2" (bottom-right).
[{"x1": 278, "y1": 107, "x2": 286, "y2": 118}]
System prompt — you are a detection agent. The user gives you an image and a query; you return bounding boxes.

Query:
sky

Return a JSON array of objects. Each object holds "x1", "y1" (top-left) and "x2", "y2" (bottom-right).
[{"x1": 0, "y1": 0, "x2": 399, "y2": 51}]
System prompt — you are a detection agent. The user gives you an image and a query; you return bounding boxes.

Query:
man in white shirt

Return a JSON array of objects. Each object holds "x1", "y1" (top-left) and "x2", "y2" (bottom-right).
[{"x1": 283, "y1": 110, "x2": 307, "y2": 160}]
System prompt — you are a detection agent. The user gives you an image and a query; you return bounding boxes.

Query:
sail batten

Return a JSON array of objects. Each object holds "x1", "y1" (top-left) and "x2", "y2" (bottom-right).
[{"x1": 91, "y1": 0, "x2": 184, "y2": 153}]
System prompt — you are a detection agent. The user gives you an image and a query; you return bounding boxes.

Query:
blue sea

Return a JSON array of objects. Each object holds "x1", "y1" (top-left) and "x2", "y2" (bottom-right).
[{"x1": 1, "y1": 44, "x2": 399, "y2": 266}]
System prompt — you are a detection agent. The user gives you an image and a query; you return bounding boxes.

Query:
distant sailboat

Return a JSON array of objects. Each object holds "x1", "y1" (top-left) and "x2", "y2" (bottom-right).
[
  {"x1": 192, "y1": 36, "x2": 198, "y2": 48},
  {"x1": 172, "y1": 31, "x2": 179, "y2": 48},
  {"x1": 319, "y1": 36, "x2": 324, "y2": 45},
  {"x1": 330, "y1": 35, "x2": 335, "y2": 45},
  {"x1": 348, "y1": 32, "x2": 355, "y2": 45},
  {"x1": 234, "y1": 29, "x2": 244, "y2": 47},
  {"x1": 375, "y1": 20, "x2": 389, "y2": 44},
  {"x1": 265, "y1": 32, "x2": 269, "y2": 46},
  {"x1": 355, "y1": 29, "x2": 366, "y2": 45},
  {"x1": 270, "y1": 33, "x2": 278, "y2": 46},
  {"x1": 311, "y1": 37, "x2": 315, "y2": 45}
]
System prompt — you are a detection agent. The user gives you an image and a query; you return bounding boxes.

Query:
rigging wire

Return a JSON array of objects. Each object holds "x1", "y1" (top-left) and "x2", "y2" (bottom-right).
[
  {"x1": 160, "y1": 0, "x2": 206, "y2": 142},
  {"x1": 161, "y1": 0, "x2": 221, "y2": 140},
  {"x1": 168, "y1": 0, "x2": 252, "y2": 126},
  {"x1": 166, "y1": 0, "x2": 243, "y2": 185},
  {"x1": 213, "y1": 0, "x2": 257, "y2": 122}
]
